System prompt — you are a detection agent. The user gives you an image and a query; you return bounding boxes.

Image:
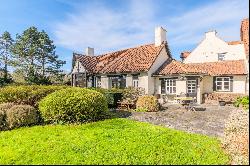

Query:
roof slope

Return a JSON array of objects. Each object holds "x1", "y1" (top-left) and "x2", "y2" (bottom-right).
[
  {"x1": 74, "y1": 43, "x2": 166, "y2": 74},
  {"x1": 154, "y1": 59, "x2": 247, "y2": 76}
]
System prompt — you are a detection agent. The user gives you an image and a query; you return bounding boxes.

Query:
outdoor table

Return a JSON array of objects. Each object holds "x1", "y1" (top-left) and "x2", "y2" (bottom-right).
[{"x1": 174, "y1": 97, "x2": 194, "y2": 105}]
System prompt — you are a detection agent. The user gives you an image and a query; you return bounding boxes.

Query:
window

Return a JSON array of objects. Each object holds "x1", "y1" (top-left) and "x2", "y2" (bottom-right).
[
  {"x1": 216, "y1": 77, "x2": 230, "y2": 91},
  {"x1": 187, "y1": 80, "x2": 196, "y2": 93},
  {"x1": 109, "y1": 75, "x2": 126, "y2": 89},
  {"x1": 132, "y1": 75, "x2": 139, "y2": 88},
  {"x1": 218, "y1": 53, "x2": 226, "y2": 61},
  {"x1": 165, "y1": 79, "x2": 176, "y2": 94}
]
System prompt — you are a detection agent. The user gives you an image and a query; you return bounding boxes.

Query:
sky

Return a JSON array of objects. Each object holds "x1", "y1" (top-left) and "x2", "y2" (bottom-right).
[{"x1": 0, "y1": 0, "x2": 249, "y2": 73}]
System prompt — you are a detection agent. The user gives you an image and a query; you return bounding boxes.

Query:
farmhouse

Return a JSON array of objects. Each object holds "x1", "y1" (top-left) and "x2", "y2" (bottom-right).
[{"x1": 71, "y1": 18, "x2": 249, "y2": 104}]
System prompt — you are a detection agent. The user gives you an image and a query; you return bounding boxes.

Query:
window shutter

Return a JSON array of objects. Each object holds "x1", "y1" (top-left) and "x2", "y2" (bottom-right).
[
  {"x1": 213, "y1": 77, "x2": 216, "y2": 91},
  {"x1": 230, "y1": 76, "x2": 233, "y2": 92},
  {"x1": 161, "y1": 80, "x2": 166, "y2": 94}
]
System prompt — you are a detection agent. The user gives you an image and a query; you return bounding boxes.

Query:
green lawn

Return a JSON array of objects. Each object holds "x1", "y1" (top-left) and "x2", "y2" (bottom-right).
[{"x1": 0, "y1": 118, "x2": 229, "y2": 165}]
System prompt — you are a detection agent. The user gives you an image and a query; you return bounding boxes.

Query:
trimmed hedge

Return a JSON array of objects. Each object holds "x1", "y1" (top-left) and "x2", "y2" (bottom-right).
[
  {"x1": 0, "y1": 85, "x2": 68, "y2": 107},
  {"x1": 6, "y1": 105, "x2": 38, "y2": 129},
  {"x1": 136, "y1": 95, "x2": 159, "y2": 112},
  {"x1": 0, "y1": 103, "x2": 15, "y2": 130},
  {"x1": 88, "y1": 88, "x2": 123, "y2": 108},
  {"x1": 39, "y1": 87, "x2": 109, "y2": 124}
]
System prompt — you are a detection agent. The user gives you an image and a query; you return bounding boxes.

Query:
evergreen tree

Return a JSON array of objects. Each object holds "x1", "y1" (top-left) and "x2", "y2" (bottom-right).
[{"x1": 0, "y1": 31, "x2": 14, "y2": 82}]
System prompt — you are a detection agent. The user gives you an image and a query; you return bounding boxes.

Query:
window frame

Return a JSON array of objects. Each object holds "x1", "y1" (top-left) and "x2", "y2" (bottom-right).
[
  {"x1": 187, "y1": 80, "x2": 197, "y2": 93},
  {"x1": 215, "y1": 76, "x2": 231, "y2": 92},
  {"x1": 132, "y1": 75, "x2": 139, "y2": 88},
  {"x1": 165, "y1": 79, "x2": 176, "y2": 94},
  {"x1": 218, "y1": 53, "x2": 226, "y2": 61}
]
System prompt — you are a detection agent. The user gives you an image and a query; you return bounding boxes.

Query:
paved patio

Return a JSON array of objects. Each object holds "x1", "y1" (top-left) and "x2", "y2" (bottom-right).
[{"x1": 115, "y1": 103, "x2": 236, "y2": 137}]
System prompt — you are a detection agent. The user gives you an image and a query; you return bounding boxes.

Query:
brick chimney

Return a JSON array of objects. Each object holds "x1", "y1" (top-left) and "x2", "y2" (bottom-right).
[
  {"x1": 180, "y1": 51, "x2": 191, "y2": 62},
  {"x1": 240, "y1": 18, "x2": 249, "y2": 58},
  {"x1": 85, "y1": 47, "x2": 94, "y2": 56},
  {"x1": 155, "y1": 27, "x2": 166, "y2": 47}
]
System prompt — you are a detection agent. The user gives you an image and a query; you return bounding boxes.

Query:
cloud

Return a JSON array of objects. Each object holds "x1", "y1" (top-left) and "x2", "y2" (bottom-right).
[
  {"x1": 53, "y1": 0, "x2": 249, "y2": 56},
  {"x1": 167, "y1": 0, "x2": 249, "y2": 46},
  {"x1": 54, "y1": 0, "x2": 157, "y2": 54}
]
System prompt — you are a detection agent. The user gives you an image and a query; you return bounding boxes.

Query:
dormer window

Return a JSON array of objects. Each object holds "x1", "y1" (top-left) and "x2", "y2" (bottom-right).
[{"x1": 218, "y1": 53, "x2": 226, "y2": 61}]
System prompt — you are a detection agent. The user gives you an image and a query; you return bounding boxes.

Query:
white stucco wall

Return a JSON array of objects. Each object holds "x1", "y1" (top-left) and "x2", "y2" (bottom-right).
[
  {"x1": 184, "y1": 31, "x2": 246, "y2": 63},
  {"x1": 138, "y1": 73, "x2": 149, "y2": 94},
  {"x1": 148, "y1": 46, "x2": 170, "y2": 95},
  {"x1": 101, "y1": 76, "x2": 109, "y2": 89},
  {"x1": 202, "y1": 76, "x2": 213, "y2": 93},
  {"x1": 233, "y1": 75, "x2": 246, "y2": 94},
  {"x1": 72, "y1": 60, "x2": 86, "y2": 73},
  {"x1": 126, "y1": 74, "x2": 133, "y2": 87}
]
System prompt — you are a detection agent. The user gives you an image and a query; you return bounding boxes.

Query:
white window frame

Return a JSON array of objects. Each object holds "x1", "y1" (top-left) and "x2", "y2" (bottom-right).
[
  {"x1": 216, "y1": 77, "x2": 230, "y2": 92},
  {"x1": 132, "y1": 75, "x2": 139, "y2": 88},
  {"x1": 187, "y1": 80, "x2": 197, "y2": 93},
  {"x1": 165, "y1": 79, "x2": 176, "y2": 94}
]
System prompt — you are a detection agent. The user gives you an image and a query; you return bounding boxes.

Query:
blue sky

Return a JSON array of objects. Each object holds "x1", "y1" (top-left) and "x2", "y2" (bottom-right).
[{"x1": 0, "y1": 0, "x2": 249, "y2": 73}]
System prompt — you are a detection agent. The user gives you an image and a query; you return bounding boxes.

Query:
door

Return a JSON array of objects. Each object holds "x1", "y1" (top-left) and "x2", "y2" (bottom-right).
[{"x1": 186, "y1": 80, "x2": 197, "y2": 102}]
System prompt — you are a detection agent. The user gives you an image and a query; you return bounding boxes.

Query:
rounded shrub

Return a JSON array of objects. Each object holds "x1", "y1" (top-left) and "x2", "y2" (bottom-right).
[
  {"x1": 6, "y1": 105, "x2": 39, "y2": 129},
  {"x1": 136, "y1": 95, "x2": 159, "y2": 112},
  {"x1": 0, "y1": 103, "x2": 15, "y2": 130},
  {"x1": 0, "y1": 85, "x2": 67, "y2": 107},
  {"x1": 39, "y1": 87, "x2": 109, "y2": 124}
]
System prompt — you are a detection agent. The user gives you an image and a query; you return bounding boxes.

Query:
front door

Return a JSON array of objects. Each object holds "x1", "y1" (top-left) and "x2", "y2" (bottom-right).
[{"x1": 186, "y1": 80, "x2": 197, "y2": 102}]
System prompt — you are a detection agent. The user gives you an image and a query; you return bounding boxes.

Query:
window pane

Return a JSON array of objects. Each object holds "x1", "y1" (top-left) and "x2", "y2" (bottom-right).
[
  {"x1": 217, "y1": 86, "x2": 222, "y2": 90},
  {"x1": 224, "y1": 77, "x2": 229, "y2": 81},
  {"x1": 173, "y1": 87, "x2": 176, "y2": 93},
  {"x1": 217, "y1": 82, "x2": 222, "y2": 85},
  {"x1": 217, "y1": 78, "x2": 222, "y2": 81},
  {"x1": 173, "y1": 81, "x2": 176, "y2": 86},
  {"x1": 224, "y1": 85, "x2": 229, "y2": 90}
]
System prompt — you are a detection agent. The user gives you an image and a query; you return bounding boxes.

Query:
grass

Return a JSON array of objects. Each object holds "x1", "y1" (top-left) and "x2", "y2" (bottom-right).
[{"x1": 0, "y1": 118, "x2": 229, "y2": 165}]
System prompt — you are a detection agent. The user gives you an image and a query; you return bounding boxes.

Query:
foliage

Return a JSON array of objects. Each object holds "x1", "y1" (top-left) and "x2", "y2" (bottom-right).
[
  {"x1": 88, "y1": 87, "x2": 123, "y2": 107},
  {"x1": 133, "y1": 108, "x2": 148, "y2": 112},
  {"x1": 0, "y1": 31, "x2": 14, "y2": 82},
  {"x1": 0, "y1": 103, "x2": 15, "y2": 130},
  {"x1": 6, "y1": 104, "x2": 39, "y2": 129},
  {"x1": 222, "y1": 110, "x2": 249, "y2": 165},
  {"x1": 234, "y1": 96, "x2": 249, "y2": 110},
  {"x1": 136, "y1": 95, "x2": 159, "y2": 112},
  {"x1": 11, "y1": 26, "x2": 65, "y2": 85},
  {"x1": 0, "y1": 85, "x2": 67, "y2": 107},
  {"x1": 38, "y1": 87, "x2": 109, "y2": 124},
  {"x1": 0, "y1": 118, "x2": 229, "y2": 165},
  {"x1": 122, "y1": 86, "x2": 145, "y2": 101}
]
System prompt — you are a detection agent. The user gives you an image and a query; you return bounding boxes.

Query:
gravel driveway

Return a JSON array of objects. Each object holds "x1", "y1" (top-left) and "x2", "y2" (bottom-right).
[{"x1": 115, "y1": 103, "x2": 235, "y2": 137}]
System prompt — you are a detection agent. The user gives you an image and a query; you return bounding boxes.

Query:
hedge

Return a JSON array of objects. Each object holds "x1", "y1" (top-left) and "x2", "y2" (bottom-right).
[
  {"x1": 39, "y1": 87, "x2": 109, "y2": 124},
  {"x1": 0, "y1": 85, "x2": 68, "y2": 107}
]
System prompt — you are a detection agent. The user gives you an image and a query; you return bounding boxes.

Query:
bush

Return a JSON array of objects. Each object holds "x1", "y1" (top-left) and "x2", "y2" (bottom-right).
[
  {"x1": 122, "y1": 86, "x2": 145, "y2": 101},
  {"x1": 0, "y1": 103, "x2": 15, "y2": 130},
  {"x1": 5, "y1": 104, "x2": 39, "y2": 129},
  {"x1": 0, "y1": 85, "x2": 67, "y2": 107},
  {"x1": 234, "y1": 96, "x2": 249, "y2": 110},
  {"x1": 222, "y1": 110, "x2": 249, "y2": 165},
  {"x1": 136, "y1": 95, "x2": 159, "y2": 112},
  {"x1": 88, "y1": 87, "x2": 123, "y2": 108},
  {"x1": 39, "y1": 87, "x2": 109, "y2": 124}
]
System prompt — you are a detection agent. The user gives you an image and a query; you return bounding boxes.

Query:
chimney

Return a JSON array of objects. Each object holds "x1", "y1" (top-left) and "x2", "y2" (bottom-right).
[
  {"x1": 180, "y1": 51, "x2": 191, "y2": 62},
  {"x1": 155, "y1": 26, "x2": 166, "y2": 46},
  {"x1": 205, "y1": 30, "x2": 217, "y2": 39},
  {"x1": 85, "y1": 47, "x2": 94, "y2": 56}
]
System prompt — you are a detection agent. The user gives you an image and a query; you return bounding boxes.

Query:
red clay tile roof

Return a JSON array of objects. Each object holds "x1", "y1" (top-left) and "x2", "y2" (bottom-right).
[
  {"x1": 227, "y1": 41, "x2": 243, "y2": 45},
  {"x1": 154, "y1": 59, "x2": 247, "y2": 76},
  {"x1": 75, "y1": 43, "x2": 166, "y2": 74},
  {"x1": 73, "y1": 53, "x2": 98, "y2": 73},
  {"x1": 240, "y1": 18, "x2": 249, "y2": 56}
]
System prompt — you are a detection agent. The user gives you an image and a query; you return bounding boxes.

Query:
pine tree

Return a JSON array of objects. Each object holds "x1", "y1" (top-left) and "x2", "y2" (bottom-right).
[{"x1": 0, "y1": 31, "x2": 14, "y2": 82}]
